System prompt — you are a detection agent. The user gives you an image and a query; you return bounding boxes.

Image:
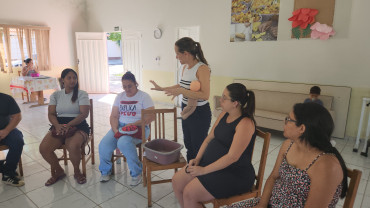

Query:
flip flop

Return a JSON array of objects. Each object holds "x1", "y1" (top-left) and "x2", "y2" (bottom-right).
[
  {"x1": 74, "y1": 174, "x2": 87, "y2": 184},
  {"x1": 45, "y1": 173, "x2": 66, "y2": 186}
]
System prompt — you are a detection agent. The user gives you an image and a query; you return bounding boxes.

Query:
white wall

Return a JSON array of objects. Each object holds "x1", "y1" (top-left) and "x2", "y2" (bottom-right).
[
  {"x1": 86, "y1": 0, "x2": 369, "y2": 89},
  {"x1": 0, "y1": 0, "x2": 87, "y2": 72}
]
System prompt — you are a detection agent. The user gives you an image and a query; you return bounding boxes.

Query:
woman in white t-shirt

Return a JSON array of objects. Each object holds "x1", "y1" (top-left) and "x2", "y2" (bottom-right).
[
  {"x1": 99, "y1": 72, "x2": 154, "y2": 186},
  {"x1": 39, "y1": 68, "x2": 90, "y2": 186}
]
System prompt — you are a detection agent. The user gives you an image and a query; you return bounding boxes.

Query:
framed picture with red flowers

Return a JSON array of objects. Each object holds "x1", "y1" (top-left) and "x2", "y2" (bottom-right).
[{"x1": 291, "y1": 0, "x2": 335, "y2": 39}]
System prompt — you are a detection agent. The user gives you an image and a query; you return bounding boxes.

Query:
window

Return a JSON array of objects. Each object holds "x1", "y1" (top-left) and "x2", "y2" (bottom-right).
[{"x1": 0, "y1": 25, "x2": 50, "y2": 73}]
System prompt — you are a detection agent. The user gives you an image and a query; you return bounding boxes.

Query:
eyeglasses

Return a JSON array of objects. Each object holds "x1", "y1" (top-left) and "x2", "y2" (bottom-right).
[
  {"x1": 285, "y1": 116, "x2": 297, "y2": 124},
  {"x1": 220, "y1": 95, "x2": 232, "y2": 101}
]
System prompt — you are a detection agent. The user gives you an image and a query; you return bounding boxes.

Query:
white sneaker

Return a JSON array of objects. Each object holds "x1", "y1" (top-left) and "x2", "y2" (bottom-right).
[
  {"x1": 130, "y1": 174, "x2": 142, "y2": 187},
  {"x1": 100, "y1": 174, "x2": 110, "y2": 182}
]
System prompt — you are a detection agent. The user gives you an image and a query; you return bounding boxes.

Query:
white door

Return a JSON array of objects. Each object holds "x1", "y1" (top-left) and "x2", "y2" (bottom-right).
[
  {"x1": 122, "y1": 31, "x2": 142, "y2": 86},
  {"x1": 176, "y1": 26, "x2": 200, "y2": 107},
  {"x1": 76, "y1": 32, "x2": 109, "y2": 93}
]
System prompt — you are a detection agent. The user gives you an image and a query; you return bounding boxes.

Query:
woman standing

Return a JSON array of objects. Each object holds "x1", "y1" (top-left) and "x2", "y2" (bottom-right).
[
  {"x1": 39, "y1": 68, "x2": 90, "y2": 186},
  {"x1": 150, "y1": 37, "x2": 212, "y2": 162}
]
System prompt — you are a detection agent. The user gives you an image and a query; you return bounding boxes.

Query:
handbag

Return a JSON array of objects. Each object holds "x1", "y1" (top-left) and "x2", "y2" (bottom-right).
[{"x1": 51, "y1": 125, "x2": 78, "y2": 139}]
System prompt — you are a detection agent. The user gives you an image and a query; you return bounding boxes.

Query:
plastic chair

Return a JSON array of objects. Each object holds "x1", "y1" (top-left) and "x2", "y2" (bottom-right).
[
  {"x1": 202, "y1": 129, "x2": 271, "y2": 208},
  {"x1": 142, "y1": 107, "x2": 187, "y2": 207},
  {"x1": 57, "y1": 99, "x2": 95, "y2": 177},
  {"x1": 0, "y1": 145, "x2": 23, "y2": 176}
]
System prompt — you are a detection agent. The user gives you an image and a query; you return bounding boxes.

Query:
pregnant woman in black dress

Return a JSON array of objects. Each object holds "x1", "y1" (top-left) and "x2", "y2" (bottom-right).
[{"x1": 172, "y1": 83, "x2": 257, "y2": 208}]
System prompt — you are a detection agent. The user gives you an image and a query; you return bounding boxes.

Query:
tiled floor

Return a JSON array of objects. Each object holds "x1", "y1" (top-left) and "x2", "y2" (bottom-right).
[{"x1": 1, "y1": 93, "x2": 370, "y2": 208}]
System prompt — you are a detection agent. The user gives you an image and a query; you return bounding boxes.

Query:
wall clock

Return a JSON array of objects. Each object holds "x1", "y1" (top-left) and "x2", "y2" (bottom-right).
[{"x1": 154, "y1": 28, "x2": 162, "y2": 39}]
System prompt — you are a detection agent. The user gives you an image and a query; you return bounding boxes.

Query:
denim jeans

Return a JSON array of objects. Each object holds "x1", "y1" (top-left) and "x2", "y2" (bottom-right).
[
  {"x1": 0, "y1": 128, "x2": 24, "y2": 175},
  {"x1": 99, "y1": 123, "x2": 150, "y2": 177}
]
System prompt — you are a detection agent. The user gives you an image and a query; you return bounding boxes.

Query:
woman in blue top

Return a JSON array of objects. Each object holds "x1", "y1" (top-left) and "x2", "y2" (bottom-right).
[{"x1": 150, "y1": 37, "x2": 212, "y2": 162}]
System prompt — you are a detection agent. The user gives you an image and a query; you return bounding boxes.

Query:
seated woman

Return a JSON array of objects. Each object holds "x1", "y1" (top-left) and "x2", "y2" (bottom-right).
[
  {"x1": 229, "y1": 102, "x2": 348, "y2": 208},
  {"x1": 99, "y1": 71, "x2": 154, "y2": 186},
  {"x1": 21, "y1": 58, "x2": 39, "y2": 76},
  {"x1": 172, "y1": 83, "x2": 257, "y2": 208},
  {"x1": 39, "y1": 68, "x2": 90, "y2": 186}
]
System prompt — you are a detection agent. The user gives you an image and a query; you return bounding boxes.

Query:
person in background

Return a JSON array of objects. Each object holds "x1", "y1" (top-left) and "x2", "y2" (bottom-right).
[
  {"x1": 0, "y1": 93, "x2": 25, "y2": 187},
  {"x1": 172, "y1": 83, "x2": 257, "y2": 208},
  {"x1": 21, "y1": 58, "x2": 39, "y2": 76},
  {"x1": 229, "y1": 102, "x2": 347, "y2": 208},
  {"x1": 150, "y1": 37, "x2": 212, "y2": 162},
  {"x1": 99, "y1": 71, "x2": 154, "y2": 186},
  {"x1": 39, "y1": 68, "x2": 90, "y2": 186},
  {"x1": 304, "y1": 86, "x2": 323, "y2": 106}
]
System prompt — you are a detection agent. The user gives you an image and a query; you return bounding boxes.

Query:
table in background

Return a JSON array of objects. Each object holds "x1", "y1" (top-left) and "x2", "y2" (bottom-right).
[{"x1": 10, "y1": 76, "x2": 60, "y2": 108}]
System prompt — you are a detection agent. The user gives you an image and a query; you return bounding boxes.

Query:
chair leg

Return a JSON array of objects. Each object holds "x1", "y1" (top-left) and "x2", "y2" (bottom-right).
[
  {"x1": 111, "y1": 154, "x2": 115, "y2": 175},
  {"x1": 26, "y1": 91, "x2": 29, "y2": 103},
  {"x1": 91, "y1": 137, "x2": 95, "y2": 164},
  {"x1": 81, "y1": 153, "x2": 86, "y2": 177},
  {"x1": 63, "y1": 148, "x2": 68, "y2": 165},
  {"x1": 18, "y1": 156, "x2": 23, "y2": 176},
  {"x1": 147, "y1": 167, "x2": 152, "y2": 207},
  {"x1": 143, "y1": 160, "x2": 147, "y2": 187}
]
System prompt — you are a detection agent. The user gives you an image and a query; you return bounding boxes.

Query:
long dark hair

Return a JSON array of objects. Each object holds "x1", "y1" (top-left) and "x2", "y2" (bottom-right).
[
  {"x1": 227, "y1": 83, "x2": 255, "y2": 124},
  {"x1": 293, "y1": 102, "x2": 348, "y2": 198},
  {"x1": 61, "y1": 68, "x2": 79, "y2": 103},
  {"x1": 175, "y1": 37, "x2": 208, "y2": 66}
]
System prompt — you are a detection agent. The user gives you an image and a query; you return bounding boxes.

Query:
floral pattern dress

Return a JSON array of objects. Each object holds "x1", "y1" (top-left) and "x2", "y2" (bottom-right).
[{"x1": 229, "y1": 141, "x2": 343, "y2": 208}]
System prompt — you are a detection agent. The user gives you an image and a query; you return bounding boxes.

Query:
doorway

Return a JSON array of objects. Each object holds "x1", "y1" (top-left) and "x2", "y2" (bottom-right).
[
  {"x1": 107, "y1": 32, "x2": 124, "y2": 94},
  {"x1": 76, "y1": 31, "x2": 142, "y2": 94}
]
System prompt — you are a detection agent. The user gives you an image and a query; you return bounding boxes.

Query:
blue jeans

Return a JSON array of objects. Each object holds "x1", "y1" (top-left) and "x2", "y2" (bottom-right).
[
  {"x1": 0, "y1": 128, "x2": 24, "y2": 175},
  {"x1": 99, "y1": 123, "x2": 150, "y2": 177}
]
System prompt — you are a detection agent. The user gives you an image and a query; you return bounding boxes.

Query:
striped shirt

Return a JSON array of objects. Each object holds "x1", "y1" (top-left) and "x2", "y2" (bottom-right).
[{"x1": 179, "y1": 62, "x2": 209, "y2": 106}]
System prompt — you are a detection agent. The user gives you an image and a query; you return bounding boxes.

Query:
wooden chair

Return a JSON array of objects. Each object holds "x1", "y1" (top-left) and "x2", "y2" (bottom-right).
[
  {"x1": 343, "y1": 168, "x2": 362, "y2": 208},
  {"x1": 142, "y1": 107, "x2": 187, "y2": 207},
  {"x1": 0, "y1": 145, "x2": 23, "y2": 176},
  {"x1": 57, "y1": 99, "x2": 95, "y2": 177},
  {"x1": 111, "y1": 142, "x2": 142, "y2": 174},
  {"x1": 202, "y1": 129, "x2": 271, "y2": 208},
  {"x1": 17, "y1": 70, "x2": 29, "y2": 103}
]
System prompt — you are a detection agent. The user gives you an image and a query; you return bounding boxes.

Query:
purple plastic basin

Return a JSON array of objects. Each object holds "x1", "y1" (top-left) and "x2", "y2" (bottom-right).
[{"x1": 143, "y1": 139, "x2": 184, "y2": 165}]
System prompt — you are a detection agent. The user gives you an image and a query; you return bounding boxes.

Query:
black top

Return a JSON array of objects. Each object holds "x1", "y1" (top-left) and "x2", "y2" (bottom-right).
[
  {"x1": 0, "y1": 93, "x2": 21, "y2": 130},
  {"x1": 197, "y1": 113, "x2": 256, "y2": 198}
]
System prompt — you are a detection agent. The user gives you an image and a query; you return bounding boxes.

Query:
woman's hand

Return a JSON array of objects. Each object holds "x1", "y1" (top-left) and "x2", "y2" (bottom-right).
[
  {"x1": 150, "y1": 80, "x2": 163, "y2": 91},
  {"x1": 188, "y1": 158, "x2": 200, "y2": 167},
  {"x1": 54, "y1": 124, "x2": 65, "y2": 135},
  {"x1": 187, "y1": 165, "x2": 206, "y2": 177},
  {"x1": 164, "y1": 88, "x2": 183, "y2": 100}
]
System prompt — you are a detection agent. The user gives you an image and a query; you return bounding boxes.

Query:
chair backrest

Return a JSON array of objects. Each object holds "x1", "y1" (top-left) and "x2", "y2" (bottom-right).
[
  {"x1": 254, "y1": 129, "x2": 271, "y2": 194},
  {"x1": 141, "y1": 107, "x2": 177, "y2": 143},
  {"x1": 343, "y1": 168, "x2": 362, "y2": 208},
  {"x1": 89, "y1": 99, "x2": 94, "y2": 135}
]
